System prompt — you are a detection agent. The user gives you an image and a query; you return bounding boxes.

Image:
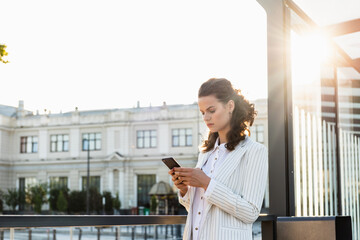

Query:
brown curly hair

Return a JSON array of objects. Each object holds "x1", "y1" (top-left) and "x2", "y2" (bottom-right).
[{"x1": 198, "y1": 78, "x2": 257, "y2": 152}]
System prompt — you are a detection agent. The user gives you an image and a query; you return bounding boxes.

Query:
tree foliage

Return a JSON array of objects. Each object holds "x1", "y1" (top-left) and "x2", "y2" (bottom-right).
[
  {"x1": 68, "y1": 190, "x2": 86, "y2": 214},
  {"x1": 0, "y1": 44, "x2": 9, "y2": 64},
  {"x1": 103, "y1": 191, "x2": 113, "y2": 215},
  {"x1": 0, "y1": 190, "x2": 3, "y2": 212},
  {"x1": 89, "y1": 187, "x2": 102, "y2": 214},
  {"x1": 3, "y1": 188, "x2": 19, "y2": 211},
  {"x1": 49, "y1": 187, "x2": 69, "y2": 212},
  {"x1": 57, "y1": 191, "x2": 68, "y2": 213},
  {"x1": 150, "y1": 195, "x2": 158, "y2": 214},
  {"x1": 27, "y1": 183, "x2": 48, "y2": 213},
  {"x1": 113, "y1": 192, "x2": 121, "y2": 212}
]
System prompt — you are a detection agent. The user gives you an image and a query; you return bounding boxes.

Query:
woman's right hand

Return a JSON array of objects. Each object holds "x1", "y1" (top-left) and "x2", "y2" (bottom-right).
[{"x1": 168, "y1": 169, "x2": 188, "y2": 197}]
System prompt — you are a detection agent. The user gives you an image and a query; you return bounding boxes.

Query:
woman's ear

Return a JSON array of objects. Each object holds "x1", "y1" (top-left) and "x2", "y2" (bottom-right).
[{"x1": 227, "y1": 100, "x2": 235, "y2": 113}]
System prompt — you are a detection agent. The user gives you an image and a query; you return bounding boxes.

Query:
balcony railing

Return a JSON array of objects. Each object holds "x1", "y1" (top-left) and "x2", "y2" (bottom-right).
[{"x1": 0, "y1": 214, "x2": 273, "y2": 240}]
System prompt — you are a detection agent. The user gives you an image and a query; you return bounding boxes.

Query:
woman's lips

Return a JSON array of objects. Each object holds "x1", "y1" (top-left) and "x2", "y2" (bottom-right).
[{"x1": 206, "y1": 123, "x2": 214, "y2": 127}]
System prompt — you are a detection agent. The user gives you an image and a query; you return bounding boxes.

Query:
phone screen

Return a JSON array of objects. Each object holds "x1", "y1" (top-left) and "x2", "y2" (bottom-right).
[{"x1": 162, "y1": 157, "x2": 181, "y2": 169}]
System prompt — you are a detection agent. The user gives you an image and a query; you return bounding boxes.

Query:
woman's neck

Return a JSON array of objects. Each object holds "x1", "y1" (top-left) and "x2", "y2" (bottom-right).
[{"x1": 218, "y1": 131, "x2": 228, "y2": 144}]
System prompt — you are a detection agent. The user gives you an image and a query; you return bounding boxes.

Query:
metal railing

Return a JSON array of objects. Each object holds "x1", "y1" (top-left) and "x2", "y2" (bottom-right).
[
  {"x1": 0, "y1": 214, "x2": 273, "y2": 240},
  {"x1": 0, "y1": 215, "x2": 186, "y2": 240}
]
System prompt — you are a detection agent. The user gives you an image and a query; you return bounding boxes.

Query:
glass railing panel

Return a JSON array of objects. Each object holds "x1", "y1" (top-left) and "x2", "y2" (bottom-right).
[
  {"x1": 288, "y1": 2, "x2": 360, "y2": 238},
  {"x1": 337, "y1": 65, "x2": 360, "y2": 239},
  {"x1": 289, "y1": 6, "x2": 336, "y2": 218}
]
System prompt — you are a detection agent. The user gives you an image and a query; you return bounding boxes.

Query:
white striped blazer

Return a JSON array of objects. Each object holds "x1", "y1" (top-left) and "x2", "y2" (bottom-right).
[{"x1": 179, "y1": 136, "x2": 268, "y2": 240}]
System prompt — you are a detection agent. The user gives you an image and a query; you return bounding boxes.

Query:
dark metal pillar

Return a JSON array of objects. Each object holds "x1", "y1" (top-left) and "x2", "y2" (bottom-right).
[
  {"x1": 86, "y1": 139, "x2": 90, "y2": 215},
  {"x1": 78, "y1": 228, "x2": 82, "y2": 240},
  {"x1": 131, "y1": 226, "x2": 135, "y2": 240},
  {"x1": 334, "y1": 64, "x2": 342, "y2": 215},
  {"x1": 256, "y1": 0, "x2": 295, "y2": 217},
  {"x1": 115, "y1": 227, "x2": 119, "y2": 240}
]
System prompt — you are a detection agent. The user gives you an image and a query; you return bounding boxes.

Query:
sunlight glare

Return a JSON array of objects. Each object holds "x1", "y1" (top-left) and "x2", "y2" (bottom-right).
[
  {"x1": 291, "y1": 30, "x2": 334, "y2": 114},
  {"x1": 291, "y1": 31, "x2": 332, "y2": 87}
]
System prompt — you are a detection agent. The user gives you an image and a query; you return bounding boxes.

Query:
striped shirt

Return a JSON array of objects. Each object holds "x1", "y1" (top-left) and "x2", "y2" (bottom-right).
[{"x1": 191, "y1": 139, "x2": 229, "y2": 240}]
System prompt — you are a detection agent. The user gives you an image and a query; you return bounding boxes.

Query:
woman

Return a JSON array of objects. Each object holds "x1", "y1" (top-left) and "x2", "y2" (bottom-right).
[{"x1": 169, "y1": 78, "x2": 268, "y2": 240}]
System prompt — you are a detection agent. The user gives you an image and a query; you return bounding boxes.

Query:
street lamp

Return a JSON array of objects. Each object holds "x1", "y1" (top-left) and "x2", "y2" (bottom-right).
[{"x1": 83, "y1": 139, "x2": 91, "y2": 215}]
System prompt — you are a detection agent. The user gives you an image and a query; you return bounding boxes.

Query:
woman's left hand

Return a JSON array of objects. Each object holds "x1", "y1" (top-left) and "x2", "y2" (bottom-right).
[{"x1": 173, "y1": 167, "x2": 211, "y2": 191}]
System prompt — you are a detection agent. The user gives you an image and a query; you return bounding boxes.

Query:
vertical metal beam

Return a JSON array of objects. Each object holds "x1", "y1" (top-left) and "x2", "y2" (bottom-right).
[
  {"x1": 78, "y1": 228, "x2": 82, "y2": 240},
  {"x1": 334, "y1": 64, "x2": 342, "y2": 215},
  {"x1": 256, "y1": 0, "x2": 295, "y2": 216},
  {"x1": 86, "y1": 139, "x2": 90, "y2": 215},
  {"x1": 116, "y1": 226, "x2": 120, "y2": 240},
  {"x1": 285, "y1": 4, "x2": 295, "y2": 214}
]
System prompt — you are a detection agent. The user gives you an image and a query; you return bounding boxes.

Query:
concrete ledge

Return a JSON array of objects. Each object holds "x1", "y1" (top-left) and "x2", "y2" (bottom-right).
[{"x1": 262, "y1": 216, "x2": 352, "y2": 240}]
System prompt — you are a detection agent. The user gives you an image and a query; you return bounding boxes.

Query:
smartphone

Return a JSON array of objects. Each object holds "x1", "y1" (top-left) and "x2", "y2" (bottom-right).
[{"x1": 162, "y1": 157, "x2": 181, "y2": 170}]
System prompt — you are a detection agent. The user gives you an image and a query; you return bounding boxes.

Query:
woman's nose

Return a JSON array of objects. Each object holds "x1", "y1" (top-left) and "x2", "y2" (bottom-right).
[{"x1": 203, "y1": 113, "x2": 211, "y2": 121}]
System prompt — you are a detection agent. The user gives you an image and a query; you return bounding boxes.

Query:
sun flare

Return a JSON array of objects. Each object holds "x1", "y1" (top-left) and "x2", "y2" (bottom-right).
[{"x1": 291, "y1": 30, "x2": 333, "y2": 87}]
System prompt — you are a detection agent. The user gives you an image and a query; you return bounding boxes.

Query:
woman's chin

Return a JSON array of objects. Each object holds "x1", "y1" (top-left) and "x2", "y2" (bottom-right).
[{"x1": 208, "y1": 127, "x2": 218, "y2": 132}]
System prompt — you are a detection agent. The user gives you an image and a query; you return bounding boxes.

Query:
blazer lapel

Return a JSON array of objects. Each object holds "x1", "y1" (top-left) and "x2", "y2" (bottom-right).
[
  {"x1": 196, "y1": 151, "x2": 211, "y2": 168},
  {"x1": 213, "y1": 136, "x2": 250, "y2": 183},
  {"x1": 201, "y1": 137, "x2": 251, "y2": 218}
]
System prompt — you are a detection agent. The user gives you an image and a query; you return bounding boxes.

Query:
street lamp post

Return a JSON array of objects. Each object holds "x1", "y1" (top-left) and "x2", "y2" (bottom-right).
[{"x1": 85, "y1": 139, "x2": 90, "y2": 215}]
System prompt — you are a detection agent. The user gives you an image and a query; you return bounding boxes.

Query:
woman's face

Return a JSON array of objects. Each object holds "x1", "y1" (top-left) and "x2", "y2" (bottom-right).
[{"x1": 198, "y1": 95, "x2": 233, "y2": 135}]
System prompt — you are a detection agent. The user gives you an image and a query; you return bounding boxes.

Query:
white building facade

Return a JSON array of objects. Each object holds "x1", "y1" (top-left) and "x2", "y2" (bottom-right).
[{"x1": 0, "y1": 100, "x2": 268, "y2": 210}]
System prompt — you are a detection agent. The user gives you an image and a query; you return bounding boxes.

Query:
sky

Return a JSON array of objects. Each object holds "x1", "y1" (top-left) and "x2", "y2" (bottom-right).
[
  {"x1": 293, "y1": 0, "x2": 360, "y2": 26},
  {"x1": 0, "y1": 0, "x2": 268, "y2": 113}
]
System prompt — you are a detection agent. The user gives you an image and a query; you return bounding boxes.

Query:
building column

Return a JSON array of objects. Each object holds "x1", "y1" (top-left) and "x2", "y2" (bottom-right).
[
  {"x1": 119, "y1": 126, "x2": 130, "y2": 156},
  {"x1": 37, "y1": 170, "x2": 47, "y2": 183},
  {"x1": 70, "y1": 129, "x2": 80, "y2": 159},
  {"x1": 107, "y1": 168, "x2": 114, "y2": 193},
  {"x1": 119, "y1": 167, "x2": 125, "y2": 208},
  {"x1": 69, "y1": 170, "x2": 79, "y2": 191},
  {"x1": 158, "y1": 123, "x2": 169, "y2": 155},
  {"x1": 106, "y1": 128, "x2": 115, "y2": 155},
  {"x1": 39, "y1": 130, "x2": 48, "y2": 160}
]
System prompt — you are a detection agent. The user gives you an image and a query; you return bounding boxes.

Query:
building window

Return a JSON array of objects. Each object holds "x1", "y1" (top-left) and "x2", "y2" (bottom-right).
[
  {"x1": 82, "y1": 176, "x2": 101, "y2": 192},
  {"x1": 19, "y1": 177, "x2": 37, "y2": 210},
  {"x1": 82, "y1": 133, "x2": 101, "y2": 151},
  {"x1": 137, "y1": 174, "x2": 156, "y2": 207},
  {"x1": 50, "y1": 134, "x2": 69, "y2": 152},
  {"x1": 137, "y1": 130, "x2": 157, "y2": 148},
  {"x1": 49, "y1": 177, "x2": 68, "y2": 189},
  {"x1": 172, "y1": 128, "x2": 192, "y2": 147},
  {"x1": 252, "y1": 124, "x2": 264, "y2": 144},
  {"x1": 20, "y1": 136, "x2": 38, "y2": 153}
]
